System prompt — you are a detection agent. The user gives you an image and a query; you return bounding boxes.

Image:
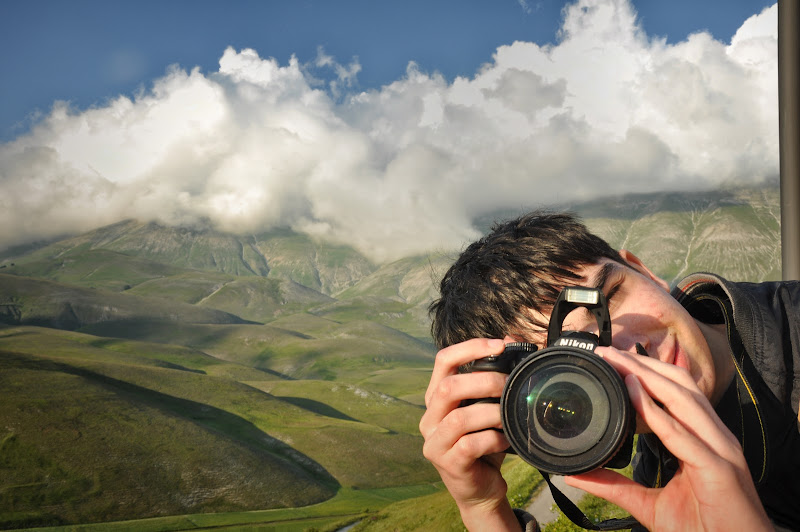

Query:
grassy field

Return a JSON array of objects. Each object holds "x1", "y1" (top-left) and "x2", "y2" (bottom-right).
[
  {"x1": 341, "y1": 456, "x2": 544, "y2": 531},
  {"x1": 0, "y1": 349, "x2": 337, "y2": 528},
  {"x1": 15, "y1": 485, "x2": 443, "y2": 532},
  {"x1": 14, "y1": 460, "x2": 540, "y2": 531},
  {"x1": 0, "y1": 324, "x2": 437, "y2": 529}
]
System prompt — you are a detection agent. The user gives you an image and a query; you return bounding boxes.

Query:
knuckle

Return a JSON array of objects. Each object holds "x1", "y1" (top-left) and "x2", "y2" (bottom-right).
[
  {"x1": 453, "y1": 432, "x2": 481, "y2": 458},
  {"x1": 421, "y1": 439, "x2": 435, "y2": 461},
  {"x1": 418, "y1": 416, "x2": 428, "y2": 437},
  {"x1": 663, "y1": 385, "x2": 694, "y2": 412},
  {"x1": 432, "y1": 376, "x2": 456, "y2": 402},
  {"x1": 672, "y1": 365, "x2": 696, "y2": 387},
  {"x1": 441, "y1": 407, "x2": 468, "y2": 433},
  {"x1": 434, "y1": 344, "x2": 461, "y2": 367}
]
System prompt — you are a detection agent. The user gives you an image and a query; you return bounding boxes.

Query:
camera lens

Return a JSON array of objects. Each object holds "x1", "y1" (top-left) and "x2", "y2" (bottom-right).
[{"x1": 501, "y1": 348, "x2": 633, "y2": 474}]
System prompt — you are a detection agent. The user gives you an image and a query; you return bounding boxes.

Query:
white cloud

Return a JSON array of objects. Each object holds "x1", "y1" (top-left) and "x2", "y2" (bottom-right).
[
  {"x1": 517, "y1": 0, "x2": 534, "y2": 15},
  {"x1": 0, "y1": 1, "x2": 778, "y2": 262}
]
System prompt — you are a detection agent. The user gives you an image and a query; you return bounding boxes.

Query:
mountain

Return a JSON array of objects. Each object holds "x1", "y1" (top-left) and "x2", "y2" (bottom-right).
[
  {"x1": 5, "y1": 220, "x2": 376, "y2": 296},
  {"x1": 473, "y1": 183, "x2": 781, "y2": 285},
  {"x1": 576, "y1": 185, "x2": 781, "y2": 284},
  {"x1": 0, "y1": 273, "x2": 250, "y2": 330},
  {"x1": 0, "y1": 181, "x2": 783, "y2": 528}
]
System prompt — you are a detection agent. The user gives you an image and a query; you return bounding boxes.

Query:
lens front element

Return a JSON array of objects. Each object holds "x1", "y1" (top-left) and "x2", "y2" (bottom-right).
[
  {"x1": 527, "y1": 368, "x2": 610, "y2": 456},
  {"x1": 501, "y1": 348, "x2": 633, "y2": 475},
  {"x1": 536, "y1": 380, "x2": 592, "y2": 439}
]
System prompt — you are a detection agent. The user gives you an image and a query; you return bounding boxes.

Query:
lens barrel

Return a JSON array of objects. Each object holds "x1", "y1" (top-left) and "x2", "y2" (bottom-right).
[{"x1": 500, "y1": 345, "x2": 634, "y2": 475}]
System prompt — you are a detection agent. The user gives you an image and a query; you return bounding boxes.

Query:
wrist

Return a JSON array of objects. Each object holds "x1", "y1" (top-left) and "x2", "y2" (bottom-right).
[{"x1": 458, "y1": 497, "x2": 522, "y2": 531}]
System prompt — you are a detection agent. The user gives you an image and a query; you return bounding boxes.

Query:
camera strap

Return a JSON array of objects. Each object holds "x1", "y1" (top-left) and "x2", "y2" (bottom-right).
[{"x1": 540, "y1": 471, "x2": 640, "y2": 530}]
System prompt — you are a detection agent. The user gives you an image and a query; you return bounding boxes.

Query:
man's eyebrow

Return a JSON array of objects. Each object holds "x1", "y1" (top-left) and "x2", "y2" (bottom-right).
[{"x1": 592, "y1": 262, "x2": 618, "y2": 292}]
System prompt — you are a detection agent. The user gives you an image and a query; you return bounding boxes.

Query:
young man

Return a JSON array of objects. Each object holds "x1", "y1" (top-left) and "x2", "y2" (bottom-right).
[{"x1": 419, "y1": 211, "x2": 800, "y2": 531}]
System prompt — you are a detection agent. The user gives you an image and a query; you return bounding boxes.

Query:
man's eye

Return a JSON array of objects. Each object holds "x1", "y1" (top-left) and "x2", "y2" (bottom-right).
[
  {"x1": 562, "y1": 309, "x2": 595, "y2": 332},
  {"x1": 605, "y1": 282, "x2": 622, "y2": 301}
]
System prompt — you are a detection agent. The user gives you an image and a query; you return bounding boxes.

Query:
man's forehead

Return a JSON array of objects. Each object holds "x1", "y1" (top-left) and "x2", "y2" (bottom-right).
[
  {"x1": 551, "y1": 258, "x2": 621, "y2": 291},
  {"x1": 515, "y1": 259, "x2": 622, "y2": 344},
  {"x1": 590, "y1": 260, "x2": 623, "y2": 290}
]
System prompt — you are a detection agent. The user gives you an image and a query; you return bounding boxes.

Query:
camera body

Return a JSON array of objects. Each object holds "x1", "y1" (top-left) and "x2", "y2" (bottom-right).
[{"x1": 460, "y1": 286, "x2": 635, "y2": 475}]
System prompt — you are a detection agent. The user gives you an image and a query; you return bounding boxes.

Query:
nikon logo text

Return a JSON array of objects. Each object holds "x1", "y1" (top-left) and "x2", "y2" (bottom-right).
[{"x1": 555, "y1": 338, "x2": 596, "y2": 351}]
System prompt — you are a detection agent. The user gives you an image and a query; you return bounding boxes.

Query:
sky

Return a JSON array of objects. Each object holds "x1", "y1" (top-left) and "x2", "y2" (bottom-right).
[{"x1": 0, "y1": 0, "x2": 779, "y2": 262}]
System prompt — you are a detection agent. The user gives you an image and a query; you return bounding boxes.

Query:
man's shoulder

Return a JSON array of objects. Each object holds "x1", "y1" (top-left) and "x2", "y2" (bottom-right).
[
  {"x1": 673, "y1": 272, "x2": 800, "y2": 329},
  {"x1": 674, "y1": 272, "x2": 800, "y2": 415}
]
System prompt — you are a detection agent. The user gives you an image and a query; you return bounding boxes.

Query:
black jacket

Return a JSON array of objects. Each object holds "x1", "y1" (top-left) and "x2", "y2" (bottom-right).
[{"x1": 634, "y1": 273, "x2": 800, "y2": 530}]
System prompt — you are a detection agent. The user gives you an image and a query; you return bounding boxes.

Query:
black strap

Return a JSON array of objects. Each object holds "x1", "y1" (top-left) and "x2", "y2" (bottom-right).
[{"x1": 541, "y1": 471, "x2": 640, "y2": 530}]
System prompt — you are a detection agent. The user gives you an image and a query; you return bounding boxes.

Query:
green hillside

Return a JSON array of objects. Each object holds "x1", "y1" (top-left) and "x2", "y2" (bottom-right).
[
  {"x1": 0, "y1": 343, "x2": 337, "y2": 528},
  {"x1": 4, "y1": 220, "x2": 376, "y2": 296},
  {"x1": 334, "y1": 254, "x2": 454, "y2": 340},
  {"x1": 576, "y1": 185, "x2": 781, "y2": 284},
  {"x1": 0, "y1": 274, "x2": 249, "y2": 330},
  {"x1": 1, "y1": 247, "x2": 186, "y2": 292},
  {"x1": 471, "y1": 184, "x2": 781, "y2": 284},
  {"x1": 127, "y1": 272, "x2": 335, "y2": 323},
  {"x1": 0, "y1": 326, "x2": 435, "y2": 529}
]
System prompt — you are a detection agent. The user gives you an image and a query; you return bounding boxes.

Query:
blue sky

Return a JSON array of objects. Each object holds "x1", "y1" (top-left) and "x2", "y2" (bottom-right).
[
  {"x1": 0, "y1": 0, "x2": 774, "y2": 141},
  {"x1": 0, "y1": 0, "x2": 779, "y2": 260}
]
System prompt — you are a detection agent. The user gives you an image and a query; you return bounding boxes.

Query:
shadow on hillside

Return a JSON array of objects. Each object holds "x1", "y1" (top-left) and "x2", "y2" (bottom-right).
[
  {"x1": 276, "y1": 396, "x2": 360, "y2": 422},
  {"x1": 0, "y1": 349, "x2": 339, "y2": 488}
]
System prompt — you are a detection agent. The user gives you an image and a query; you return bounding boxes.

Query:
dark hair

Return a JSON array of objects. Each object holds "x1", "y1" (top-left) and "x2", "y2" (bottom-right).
[{"x1": 429, "y1": 211, "x2": 624, "y2": 349}]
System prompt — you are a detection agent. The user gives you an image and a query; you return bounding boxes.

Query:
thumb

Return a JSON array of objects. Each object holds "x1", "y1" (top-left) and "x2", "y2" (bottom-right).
[{"x1": 565, "y1": 468, "x2": 655, "y2": 526}]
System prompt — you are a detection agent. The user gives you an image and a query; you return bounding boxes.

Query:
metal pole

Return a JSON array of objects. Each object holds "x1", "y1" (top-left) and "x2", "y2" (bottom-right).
[{"x1": 780, "y1": 0, "x2": 800, "y2": 280}]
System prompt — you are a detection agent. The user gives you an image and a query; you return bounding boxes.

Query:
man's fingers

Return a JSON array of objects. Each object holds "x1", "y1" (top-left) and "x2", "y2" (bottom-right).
[
  {"x1": 565, "y1": 468, "x2": 655, "y2": 527},
  {"x1": 422, "y1": 403, "x2": 510, "y2": 469},
  {"x1": 625, "y1": 372, "x2": 743, "y2": 470},
  {"x1": 597, "y1": 346, "x2": 698, "y2": 391},
  {"x1": 422, "y1": 402, "x2": 504, "y2": 456},
  {"x1": 600, "y1": 348, "x2": 741, "y2": 462},
  {"x1": 425, "y1": 338, "x2": 506, "y2": 407},
  {"x1": 419, "y1": 371, "x2": 507, "y2": 438}
]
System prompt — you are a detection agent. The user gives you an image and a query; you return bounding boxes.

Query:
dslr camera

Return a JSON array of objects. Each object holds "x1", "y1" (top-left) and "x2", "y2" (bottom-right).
[{"x1": 460, "y1": 286, "x2": 635, "y2": 475}]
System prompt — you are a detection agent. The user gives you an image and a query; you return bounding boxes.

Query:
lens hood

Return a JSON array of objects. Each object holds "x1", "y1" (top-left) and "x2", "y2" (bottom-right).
[{"x1": 500, "y1": 345, "x2": 634, "y2": 475}]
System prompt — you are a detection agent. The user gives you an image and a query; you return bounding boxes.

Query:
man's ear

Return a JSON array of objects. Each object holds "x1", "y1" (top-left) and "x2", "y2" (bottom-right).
[{"x1": 618, "y1": 249, "x2": 670, "y2": 292}]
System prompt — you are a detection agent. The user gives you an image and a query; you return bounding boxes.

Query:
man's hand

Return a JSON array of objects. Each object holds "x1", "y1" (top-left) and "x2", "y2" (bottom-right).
[
  {"x1": 565, "y1": 347, "x2": 771, "y2": 532},
  {"x1": 419, "y1": 338, "x2": 525, "y2": 531}
]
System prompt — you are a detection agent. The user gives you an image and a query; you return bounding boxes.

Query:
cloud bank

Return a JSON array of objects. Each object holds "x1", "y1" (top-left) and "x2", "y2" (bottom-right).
[{"x1": 0, "y1": 0, "x2": 778, "y2": 262}]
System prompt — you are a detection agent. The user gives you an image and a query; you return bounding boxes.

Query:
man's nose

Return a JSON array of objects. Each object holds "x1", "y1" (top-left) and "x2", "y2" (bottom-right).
[
  {"x1": 634, "y1": 342, "x2": 650, "y2": 356},
  {"x1": 612, "y1": 331, "x2": 650, "y2": 355}
]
